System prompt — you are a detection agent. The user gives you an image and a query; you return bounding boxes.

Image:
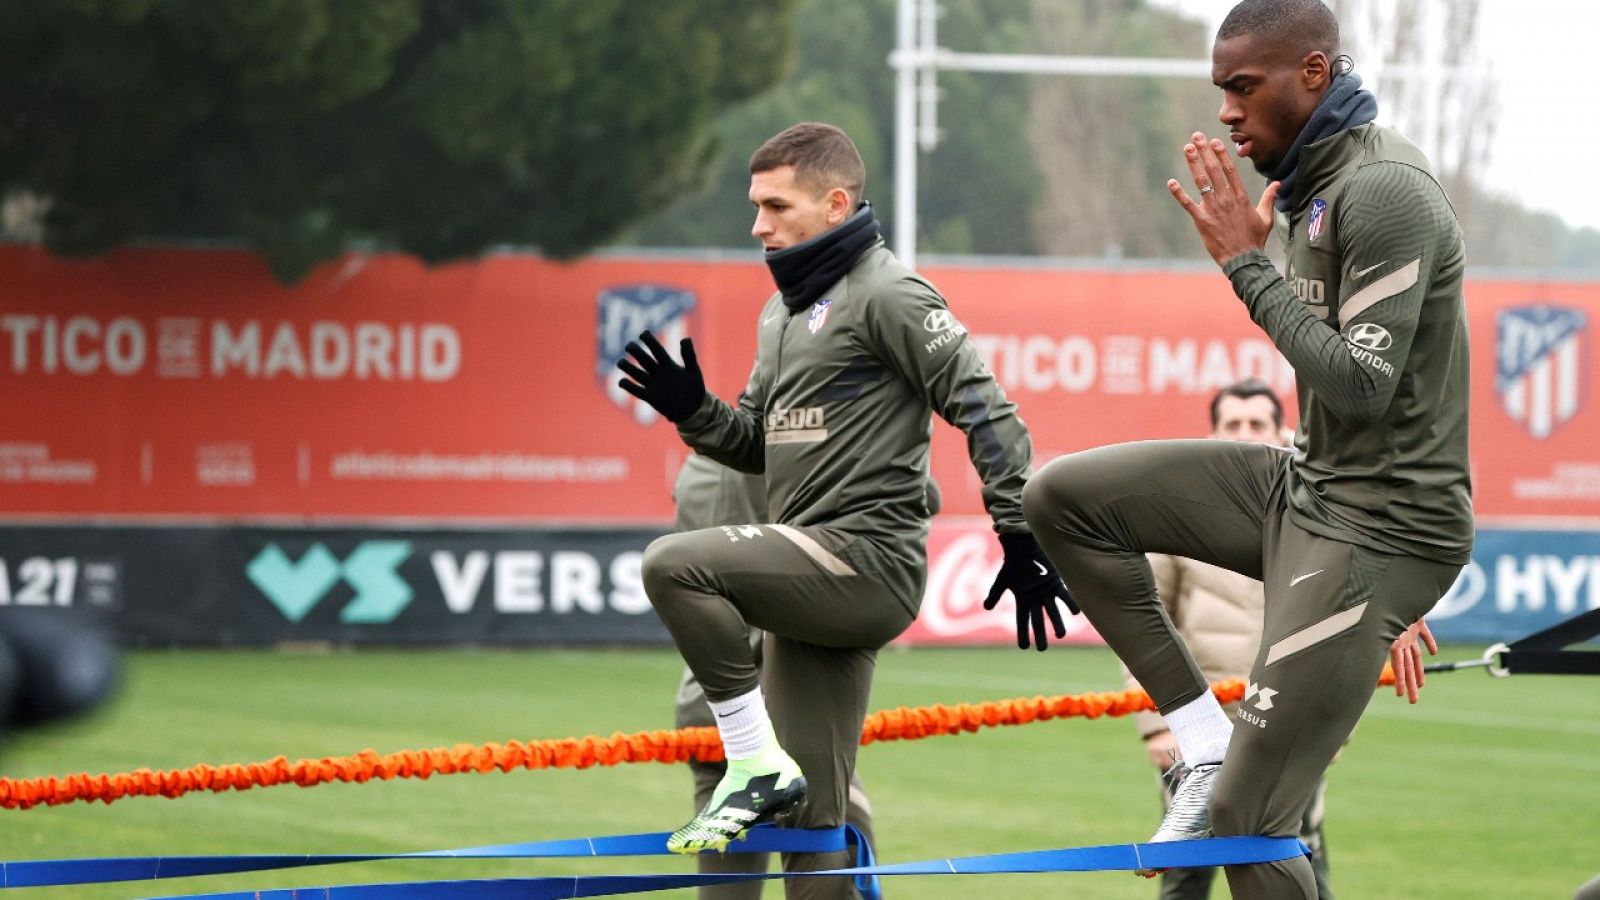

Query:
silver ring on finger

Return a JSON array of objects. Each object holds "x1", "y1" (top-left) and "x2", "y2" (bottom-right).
[{"x1": 1198, "y1": 184, "x2": 1214, "y2": 195}]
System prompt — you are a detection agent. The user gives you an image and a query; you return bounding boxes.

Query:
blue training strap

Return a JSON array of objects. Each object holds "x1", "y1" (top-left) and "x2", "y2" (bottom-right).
[
  {"x1": 0, "y1": 826, "x2": 854, "y2": 889},
  {"x1": 137, "y1": 837, "x2": 1306, "y2": 900}
]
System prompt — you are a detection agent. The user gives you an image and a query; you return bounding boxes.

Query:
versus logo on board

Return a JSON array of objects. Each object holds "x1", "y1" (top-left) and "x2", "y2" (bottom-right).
[
  {"x1": 1496, "y1": 305, "x2": 1587, "y2": 440},
  {"x1": 595, "y1": 284, "x2": 697, "y2": 425},
  {"x1": 246, "y1": 542, "x2": 413, "y2": 624},
  {"x1": 245, "y1": 540, "x2": 657, "y2": 625}
]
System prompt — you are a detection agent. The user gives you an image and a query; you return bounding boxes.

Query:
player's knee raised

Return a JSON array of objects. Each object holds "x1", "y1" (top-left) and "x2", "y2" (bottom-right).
[
  {"x1": 1203, "y1": 783, "x2": 1254, "y2": 839},
  {"x1": 641, "y1": 533, "x2": 696, "y2": 598},
  {"x1": 1022, "y1": 456, "x2": 1083, "y2": 527}
]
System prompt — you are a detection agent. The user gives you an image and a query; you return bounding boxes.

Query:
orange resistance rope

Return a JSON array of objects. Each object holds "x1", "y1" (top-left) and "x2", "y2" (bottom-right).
[{"x1": 0, "y1": 671, "x2": 1397, "y2": 811}]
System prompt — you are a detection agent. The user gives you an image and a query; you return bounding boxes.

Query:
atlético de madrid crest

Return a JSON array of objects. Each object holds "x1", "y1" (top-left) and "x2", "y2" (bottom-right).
[
  {"x1": 808, "y1": 299, "x2": 833, "y2": 334},
  {"x1": 1307, "y1": 198, "x2": 1328, "y2": 242},
  {"x1": 595, "y1": 284, "x2": 697, "y2": 425},
  {"x1": 1496, "y1": 305, "x2": 1588, "y2": 440}
]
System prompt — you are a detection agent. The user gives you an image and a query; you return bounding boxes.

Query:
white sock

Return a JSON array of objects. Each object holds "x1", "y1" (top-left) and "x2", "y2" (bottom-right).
[
  {"x1": 707, "y1": 685, "x2": 772, "y2": 760},
  {"x1": 1163, "y1": 691, "x2": 1233, "y2": 766}
]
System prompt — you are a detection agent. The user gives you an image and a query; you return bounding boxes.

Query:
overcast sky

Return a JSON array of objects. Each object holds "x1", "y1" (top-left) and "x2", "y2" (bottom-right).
[{"x1": 1154, "y1": 0, "x2": 1600, "y2": 232}]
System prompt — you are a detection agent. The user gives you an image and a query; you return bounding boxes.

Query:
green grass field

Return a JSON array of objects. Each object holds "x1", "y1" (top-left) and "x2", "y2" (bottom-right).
[{"x1": 2, "y1": 645, "x2": 1596, "y2": 899}]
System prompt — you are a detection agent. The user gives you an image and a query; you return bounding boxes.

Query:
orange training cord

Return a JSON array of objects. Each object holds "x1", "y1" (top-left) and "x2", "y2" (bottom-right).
[{"x1": 0, "y1": 672, "x2": 1396, "y2": 810}]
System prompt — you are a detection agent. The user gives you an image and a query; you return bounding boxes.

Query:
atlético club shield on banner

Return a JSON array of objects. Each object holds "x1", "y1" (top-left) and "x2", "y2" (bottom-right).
[
  {"x1": 1496, "y1": 305, "x2": 1588, "y2": 440},
  {"x1": 595, "y1": 284, "x2": 697, "y2": 425}
]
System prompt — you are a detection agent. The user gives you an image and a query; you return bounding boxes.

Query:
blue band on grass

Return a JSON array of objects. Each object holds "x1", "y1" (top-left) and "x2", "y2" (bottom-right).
[
  {"x1": 135, "y1": 836, "x2": 1305, "y2": 900},
  {"x1": 0, "y1": 825, "x2": 855, "y2": 889}
]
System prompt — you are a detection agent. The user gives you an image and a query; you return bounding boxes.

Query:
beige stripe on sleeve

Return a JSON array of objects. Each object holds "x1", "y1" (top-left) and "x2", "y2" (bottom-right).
[{"x1": 1339, "y1": 258, "x2": 1420, "y2": 327}]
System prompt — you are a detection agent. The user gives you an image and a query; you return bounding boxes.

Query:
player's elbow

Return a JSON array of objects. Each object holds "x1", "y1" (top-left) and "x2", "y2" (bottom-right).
[
  {"x1": 1321, "y1": 365, "x2": 1390, "y2": 426},
  {"x1": 1323, "y1": 392, "x2": 1388, "y2": 428},
  {"x1": 724, "y1": 449, "x2": 766, "y2": 475}
]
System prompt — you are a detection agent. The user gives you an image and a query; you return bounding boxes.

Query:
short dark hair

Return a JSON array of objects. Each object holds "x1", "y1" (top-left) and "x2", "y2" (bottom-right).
[
  {"x1": 1218, "y1": 0, "x2": 1339, "y2": 63},
  {"x1": 749, "y1": 122, "x2": 867, "y2": 206},
  {"x1": 1210, "y1": 378, "x2": 1284, "y2": 429}
]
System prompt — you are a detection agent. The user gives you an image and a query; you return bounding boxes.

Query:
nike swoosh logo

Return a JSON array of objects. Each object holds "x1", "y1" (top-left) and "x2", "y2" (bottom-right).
[
  {"x1": 1290, "y1": 569, "x2": 1325, "y2": 587},
  {"x1": 1352, "y1": 261, "x2": 1386, "y2": 278},
  {"x1": 1033, "y1": 560, "x2": 1048, "y2": 576},
  {"x1": 715, "y1": 706, "x2": 746, "y2": 719}
]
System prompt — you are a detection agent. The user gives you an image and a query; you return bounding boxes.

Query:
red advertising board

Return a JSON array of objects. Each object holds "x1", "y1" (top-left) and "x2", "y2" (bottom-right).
[{"x1": 1, "y1": 245, "x2": 1596, "y2": 527}]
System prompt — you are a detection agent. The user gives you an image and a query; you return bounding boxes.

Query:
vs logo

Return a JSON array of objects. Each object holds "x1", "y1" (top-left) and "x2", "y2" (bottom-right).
[
  {"x1": 1244, "y1": 681, "x2": 1278, "y2": 711},
  {"x1": 246, "y1": 542, "x2": 412, "y2": 624}
]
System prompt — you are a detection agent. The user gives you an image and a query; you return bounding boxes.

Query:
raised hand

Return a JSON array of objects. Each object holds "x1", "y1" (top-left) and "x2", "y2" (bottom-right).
[
  {"x1": 616, "y1": 331, "x2": 706, "y2": 423},
  {"x1": 1167, "y1": 132, "x2": 1278, "y2": 266}
]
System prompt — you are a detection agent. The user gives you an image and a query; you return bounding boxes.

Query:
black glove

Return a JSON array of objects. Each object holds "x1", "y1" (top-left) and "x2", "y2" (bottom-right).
[
  {"x1": 616, "y1": 331, "x2": 706, "y2": 423},
  {"x1": 983, "y1": 532, "x2": 1079, "y2": 651}
]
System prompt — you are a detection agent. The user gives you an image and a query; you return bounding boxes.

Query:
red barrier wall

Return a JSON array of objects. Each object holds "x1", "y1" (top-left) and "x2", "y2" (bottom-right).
[{"x1": 2, "y1": 245, "x2": 1596, "y2": 525}]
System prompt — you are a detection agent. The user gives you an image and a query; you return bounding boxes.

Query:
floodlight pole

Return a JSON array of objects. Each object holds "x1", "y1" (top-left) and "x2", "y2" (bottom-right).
[{"x1": 893, "y1": 0, "x2": 920, "y2": 269}]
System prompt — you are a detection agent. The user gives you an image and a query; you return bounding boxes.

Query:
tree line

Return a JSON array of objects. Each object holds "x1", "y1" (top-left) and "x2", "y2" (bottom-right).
[{"x1": 3, "y1": 0, "x2": 1592, "y2": 279}]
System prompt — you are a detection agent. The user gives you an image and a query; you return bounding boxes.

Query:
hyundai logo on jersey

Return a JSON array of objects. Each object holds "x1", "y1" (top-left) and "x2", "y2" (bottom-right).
[{"x1": 1346, "y1": 322, "x2": 1393, "y2": 351}]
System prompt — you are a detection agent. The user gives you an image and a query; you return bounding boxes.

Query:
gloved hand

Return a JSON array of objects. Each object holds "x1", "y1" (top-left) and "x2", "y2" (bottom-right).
[
  {"x1": 983, "y1": 532, "x2": 1079, "y2": 651},
  {"x1": 616, "y1": 331, "x2": 707, "y2": 423}
]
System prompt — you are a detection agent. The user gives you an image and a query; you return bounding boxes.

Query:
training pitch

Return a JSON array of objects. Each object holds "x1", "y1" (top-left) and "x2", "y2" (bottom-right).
[{"x1": 2, "y1": 645, "x2": 1594, "y2": 898}]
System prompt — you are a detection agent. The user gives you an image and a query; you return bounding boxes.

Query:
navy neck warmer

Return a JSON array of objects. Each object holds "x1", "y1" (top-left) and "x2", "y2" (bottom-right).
[
  {"x1": 765, "y1": 203, "x2": 881, "y2": 312},
  {"x1": 1268, "y1": 72, "x2": 1379, "y2": 211}
]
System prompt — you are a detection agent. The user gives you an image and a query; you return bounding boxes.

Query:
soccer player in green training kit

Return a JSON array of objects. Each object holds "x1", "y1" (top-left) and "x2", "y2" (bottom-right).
[
  {"x1": 618, "y1": 122, "x2": 1073, "y2": 899},
  {"x1": 1018, "y1": 2, "x2": 1470, "y2": 898},
  {"x1": 667, "y1": 451, "x2": 890, "y2": 900}
]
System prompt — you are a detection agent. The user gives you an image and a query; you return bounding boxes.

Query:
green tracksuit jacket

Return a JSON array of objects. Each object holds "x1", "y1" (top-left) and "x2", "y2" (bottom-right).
[
  {"x1": 1225, "y1": 122, "x2": 1474, "y2": 565},
  {"x1": 676, "y1": 238, "x2": 1030, "y2": 607}
]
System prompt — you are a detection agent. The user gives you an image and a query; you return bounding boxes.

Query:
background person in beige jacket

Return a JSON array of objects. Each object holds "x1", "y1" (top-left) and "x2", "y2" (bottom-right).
[{"x1": 1126, "y1": 378, "x2": 1335, "y2": 899}]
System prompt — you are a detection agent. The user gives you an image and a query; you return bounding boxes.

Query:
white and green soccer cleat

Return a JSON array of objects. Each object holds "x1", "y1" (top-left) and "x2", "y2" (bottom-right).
[{"x1": 667, "y1": 748, "x2": 808, "y2": 854}]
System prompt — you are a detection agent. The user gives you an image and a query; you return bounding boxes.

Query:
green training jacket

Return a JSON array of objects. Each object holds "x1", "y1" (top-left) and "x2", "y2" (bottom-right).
[
  {"x1": 1224, "y1": 122, "x2": 1473, "y2": 565},
  {"x1": 677, "y1": 239, "x2": 1030, "y2": 606}
]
